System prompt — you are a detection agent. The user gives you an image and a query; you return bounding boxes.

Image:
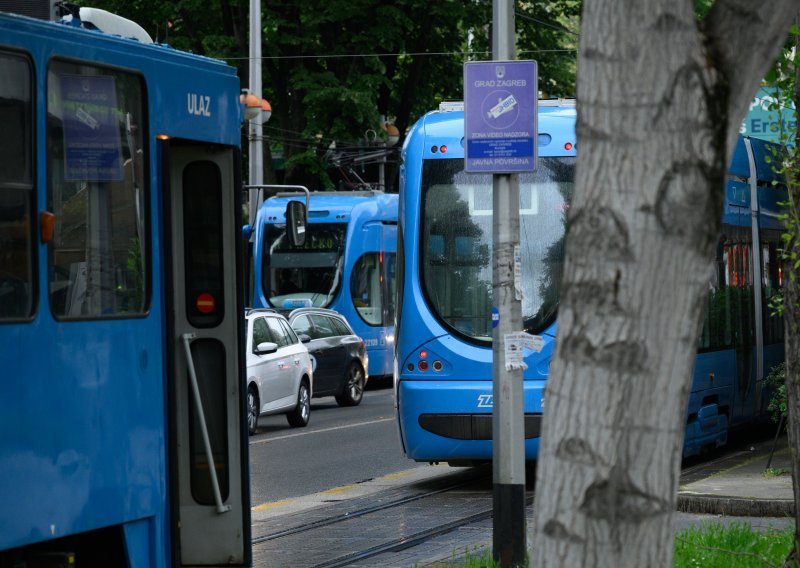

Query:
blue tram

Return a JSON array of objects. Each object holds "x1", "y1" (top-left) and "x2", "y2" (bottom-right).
[
  {"x1": 251, "y1": 190, "x2": 398, "y2": 379},
  {"x1": 395, "y1": 100, "x2": 786, "y2": 465},
  {"x1": 0, "y1": 6, "x2": 250, "y2": 566}
]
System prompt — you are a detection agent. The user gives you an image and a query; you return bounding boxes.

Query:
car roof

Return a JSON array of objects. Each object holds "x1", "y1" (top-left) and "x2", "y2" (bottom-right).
[
  {"x1": 286, "y1": 307, "x2": 344, "y2": 319},
  {"x1": 244, "y1": 307, "x2": 285, "y2": 319}
]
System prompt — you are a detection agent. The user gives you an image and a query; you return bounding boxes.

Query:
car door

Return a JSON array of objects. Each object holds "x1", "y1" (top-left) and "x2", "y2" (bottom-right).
[
  {"x1": 310, "y1": 314, "x2": 348, "y2": 394},
  {"x1": 265, "y1": 316, "x2": 299, "y2": 406},
  {"x1": 291, "y1": 314, "x2": 322, "y2": 381},
  {"x1": 249, "y1": 316, "x2": 283, "y2": 409},
  {"x1": 278, "y1": 317, "x2": 311, "y2": 389},
  {"x1": 300, "y1": 314, "x2": 334, "y2": 394}
]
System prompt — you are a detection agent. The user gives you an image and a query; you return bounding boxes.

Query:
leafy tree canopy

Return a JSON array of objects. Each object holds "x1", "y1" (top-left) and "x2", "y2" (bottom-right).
[{"x1": 84, "y1": 0, "x2": 579, "y2": 188}]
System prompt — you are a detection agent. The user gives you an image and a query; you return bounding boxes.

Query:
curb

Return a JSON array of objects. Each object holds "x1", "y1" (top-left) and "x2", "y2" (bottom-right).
[{"x1": 677, "y1": 494, "x2": 795, "y2": 517}]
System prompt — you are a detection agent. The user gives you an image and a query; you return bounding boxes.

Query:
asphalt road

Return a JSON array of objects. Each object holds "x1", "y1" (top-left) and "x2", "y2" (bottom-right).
[{"x1": 248, "y1": 385, "x2": 427, "y2": 506}]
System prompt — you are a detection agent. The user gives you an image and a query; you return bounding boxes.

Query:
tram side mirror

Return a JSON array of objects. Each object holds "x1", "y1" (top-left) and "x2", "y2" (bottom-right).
[{"x1": 286, "y1": 200, "x2": 307, "y2": 247}]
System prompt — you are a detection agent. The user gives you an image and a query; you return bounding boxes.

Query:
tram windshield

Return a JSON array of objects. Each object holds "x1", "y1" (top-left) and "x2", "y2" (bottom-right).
[
  {"x1": 420, "y1": 157, "x2": 575, "y2": 343},
  {"x1": 264, "y1": 222, "x2": 346, "y2": 308}
]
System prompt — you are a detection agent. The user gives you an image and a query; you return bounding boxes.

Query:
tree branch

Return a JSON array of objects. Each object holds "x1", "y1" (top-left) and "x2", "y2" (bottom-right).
[{"x1": 703, "y1": 0, "x2": 798, "y2": 153}]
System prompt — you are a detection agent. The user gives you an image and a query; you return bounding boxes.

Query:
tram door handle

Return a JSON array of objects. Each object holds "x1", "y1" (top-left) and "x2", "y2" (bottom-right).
[{"x1": 181, "y1": 332, "x2": 231, "y2": 515}]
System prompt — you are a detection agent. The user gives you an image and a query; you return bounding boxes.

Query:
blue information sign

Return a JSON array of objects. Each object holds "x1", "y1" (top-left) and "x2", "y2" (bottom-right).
[
  {"x1": 61, "y1": 75, "x2": 123, "y2": 182},
  {"x1": 464, "y1": 60, "x2": 538, "y2": 173}
]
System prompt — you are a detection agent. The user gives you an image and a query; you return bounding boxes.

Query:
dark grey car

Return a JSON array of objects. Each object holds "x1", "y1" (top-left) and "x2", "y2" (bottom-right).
[{"x1": 284, "y1": 308, "x2": 369, "y2": 406}]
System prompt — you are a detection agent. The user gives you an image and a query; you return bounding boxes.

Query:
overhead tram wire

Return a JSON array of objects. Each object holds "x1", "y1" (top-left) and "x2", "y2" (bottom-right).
[{"x1": 223, "y1": 48, "x2": 575, "y2": 63}]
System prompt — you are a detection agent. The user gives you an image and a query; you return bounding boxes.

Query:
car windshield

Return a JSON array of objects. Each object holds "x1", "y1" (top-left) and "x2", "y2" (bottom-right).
[{"x1": 263, "y1": 222, "x2": 346, "y2": 308}]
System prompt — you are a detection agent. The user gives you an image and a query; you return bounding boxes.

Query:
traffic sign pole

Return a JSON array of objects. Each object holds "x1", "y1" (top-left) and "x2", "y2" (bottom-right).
[
  {"x1": 491, "y1": 1, "x2": 525, "y2": 566},
  {"x1": 491, "y1": 173, "x2": 526, "y2": 568},
  {"x1": 462, "y1": 3, "x2": 536, "y2": 563}
]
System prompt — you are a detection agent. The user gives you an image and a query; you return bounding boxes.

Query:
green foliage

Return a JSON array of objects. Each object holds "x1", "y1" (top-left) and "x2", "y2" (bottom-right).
[
  {"x1": 82, "y1": 0, "x2": 579, "y2": 187},
  {"x1": 674, "y1": 522, "x2": 794, "y2": 568},
  {"x1": 763, "y1": 467, "x2": 791, "y2": 478},
  {"x1": 761, "y1": 25, "x2": 799, "y2": 275},
  {"x1": 433, "y1": 523, "x2": 795, "y2": 567},
  {"x1": 767, "y1": 362, "x2": 788, "y2": 423},
  {"x1": 418, "y1": 546, "x2": 526, "y2": 567}
]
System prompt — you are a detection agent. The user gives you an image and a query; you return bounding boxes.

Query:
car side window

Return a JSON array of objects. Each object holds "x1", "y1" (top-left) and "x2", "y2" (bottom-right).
[
  {"x1": 292, "y1": 314, "x2": 314, "y2": 337},
  {"x1": 278, "y1": 318, "x2": 299, "y2": 344},
  {"x1": 252, "y1": 317, "x2": 272, "y2": 349},
  {"x1": 330, "y1": 317, "x2": 351, "y2": 336},
  {"x1": 310, "y1": 314, "x2": 334, "y2": 338},
  {"x1": 266, "y1": 317, "x2": 291, "y2": 348}
]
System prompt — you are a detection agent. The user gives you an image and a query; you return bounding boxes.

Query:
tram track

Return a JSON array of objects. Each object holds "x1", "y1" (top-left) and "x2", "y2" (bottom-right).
[
  {"x1": 251, "y1": 476, "x2": 484, "y2": 545},
  {"x1": 251, "y1": 432, "x2": 777, "y2": 567},
  {"x1": 250, "y1": 466, "x2": 503, "y2": 567},
  {"x1": 308, "y1": 492, "x2": 535, "y2": 568}
]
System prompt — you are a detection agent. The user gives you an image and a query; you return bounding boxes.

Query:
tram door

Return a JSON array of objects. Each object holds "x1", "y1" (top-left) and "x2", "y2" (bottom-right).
[{"x1": 165, "y1": 143, "x2": 250, "y2": 566}]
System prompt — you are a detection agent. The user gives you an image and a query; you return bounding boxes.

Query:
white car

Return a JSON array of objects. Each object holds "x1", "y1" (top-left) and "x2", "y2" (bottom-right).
[{"x1": 245, "y1": 309, "x2": 314, "y2": 435}]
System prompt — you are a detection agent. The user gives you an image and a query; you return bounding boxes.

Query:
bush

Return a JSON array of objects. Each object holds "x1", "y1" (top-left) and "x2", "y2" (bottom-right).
[{"x1": 767, "y1": 362, "x2": 787, "y2": 424}]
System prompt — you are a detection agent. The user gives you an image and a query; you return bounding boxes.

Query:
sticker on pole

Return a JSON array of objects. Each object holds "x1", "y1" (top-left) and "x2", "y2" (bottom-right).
[
  {"x1": 514, "y1": 245, "x2": 523, "y2": 301},
  {"x1": 491, "y1": 306, "x2": 500, "y2": 328},
  {"x1": 503, "y1": 333, "x2": 527, "y2": 371},
  {"x1": 504, "y1": 331, "x2": 544, "y2": 371}
]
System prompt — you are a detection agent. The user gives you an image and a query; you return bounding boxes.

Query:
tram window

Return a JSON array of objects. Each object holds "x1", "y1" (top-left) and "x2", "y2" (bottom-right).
[
  {"x1": 351, "y1": 253, "x2": 382, "y2": 326},
  {"x1": 699, "y1": 230, "x2": 755, "y2": 352},
  {"x1": 382, "y1": 252, "x2": 397, "y2": 327},
  {"x1": 183, "y1": 162, "x2": 224, "y2": 328},
  {"x1": 420, "y1": 157, "x2": 573, "y2": 343},
  {"x1": 188, "y1": 338, "x2": 229, "y2": 505},
  {"x1": 0, "y1": 52, "x2": 35, "y2": 320},
  {"x1": 46, "y1": 61, "x2": 148, "y2": 319},
  {"x1": 761, "y1": 233, "x2": 784, "y2": 345}
]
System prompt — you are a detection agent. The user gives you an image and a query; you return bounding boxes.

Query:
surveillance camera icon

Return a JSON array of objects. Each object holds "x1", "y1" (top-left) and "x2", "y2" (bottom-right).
[{"x1": 487, "y1": 94, "x2": 517, "y2": 120}]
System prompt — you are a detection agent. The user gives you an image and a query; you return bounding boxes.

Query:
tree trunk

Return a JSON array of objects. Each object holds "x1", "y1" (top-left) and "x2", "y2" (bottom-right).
[{"x1": 531, "y1": 1, "x2": 796, "y2": 566}]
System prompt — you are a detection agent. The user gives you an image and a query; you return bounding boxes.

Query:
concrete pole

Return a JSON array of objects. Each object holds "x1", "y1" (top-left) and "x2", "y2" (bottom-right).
[
  {"x1": 491, "y1": 0, "x2": 526, "y2": 566},
  {"x1": 248, "y1": 0, "x2": 263, "y2": 226}
]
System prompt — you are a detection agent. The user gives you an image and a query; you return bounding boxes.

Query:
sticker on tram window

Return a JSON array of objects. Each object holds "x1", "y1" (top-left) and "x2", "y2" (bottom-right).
[{"x1": 60, "y1": 75, "x2": 124, "y2": 182}]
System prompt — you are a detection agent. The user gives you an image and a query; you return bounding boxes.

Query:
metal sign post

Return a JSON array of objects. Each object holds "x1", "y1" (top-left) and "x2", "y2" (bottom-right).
[
  {"x1": 248, "y1": 0, "x2": 263, "y2": 226},
  {"x1": 463, "y1": 2, "x2": 537, "y2": 566}
]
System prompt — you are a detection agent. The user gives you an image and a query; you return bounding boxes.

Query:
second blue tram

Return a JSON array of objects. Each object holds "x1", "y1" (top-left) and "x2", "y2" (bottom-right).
[
  {"x1": 0, "y1": 7, "x2": 250, "y2": 566},
  {"x1": 252, "y1": 190, "x2": 398, "y2": 379},
  {"x1": 395, "y1": 100, "x2": 786, "y2": 465}
]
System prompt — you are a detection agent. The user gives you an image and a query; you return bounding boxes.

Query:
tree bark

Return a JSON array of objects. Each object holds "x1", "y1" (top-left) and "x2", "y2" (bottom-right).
[{"x1": 532, "y1": 1, "x2": 796, "y2": 566}]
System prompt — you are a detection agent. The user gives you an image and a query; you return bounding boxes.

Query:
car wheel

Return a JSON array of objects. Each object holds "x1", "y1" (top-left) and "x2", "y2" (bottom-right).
[
  {"x1": 335, "y1": 363, "x2": 364, "y2": 407},
  {"x1": 286, "y1": 380, "x2": 310, "y2": 427},
  {"x1": 247, "y1": 386, "x2": 259, "y2": 436}
]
